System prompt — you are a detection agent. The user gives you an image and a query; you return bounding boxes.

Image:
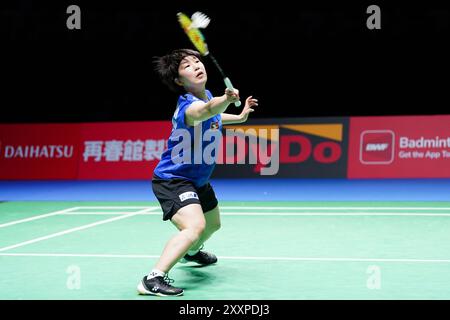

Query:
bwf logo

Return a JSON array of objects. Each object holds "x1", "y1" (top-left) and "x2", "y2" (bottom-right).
[{"x1": 360, "y1": 130, "x2": 395, "y2": 164}]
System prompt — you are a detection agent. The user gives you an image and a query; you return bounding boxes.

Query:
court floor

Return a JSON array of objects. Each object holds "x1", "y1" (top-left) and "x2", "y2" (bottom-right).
[{"x1": 1, "y1": 200, "x2": 450, "y2": 299}]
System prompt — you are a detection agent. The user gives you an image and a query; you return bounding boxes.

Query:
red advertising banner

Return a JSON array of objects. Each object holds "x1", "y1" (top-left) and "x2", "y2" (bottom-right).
[
  {"x1": 348, "y1": 115, "x2": 450, "y2": 178},
  {"x1": 0, "y1": 121, "x2": 172, "y2": 180},
  {"x1": 3, "y1": 116, "x2": 450, "y2": 180},
  {"x1": 78, "y1": 121, "x2": 171, "y2": 179},
  {"x1": 0, "y1": 124, "x2": 80, "y2": 179}
]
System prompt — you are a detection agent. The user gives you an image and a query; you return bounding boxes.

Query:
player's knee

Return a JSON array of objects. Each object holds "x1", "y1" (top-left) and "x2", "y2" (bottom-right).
[
  {"x1": 183, "y1": 222, "x2": 206, "y2": 242},
  {"x1": 194, "y1": 221, "x2": 206, "y2": 235},
  {"x1": 182, "y1": 228, "x2": 200, "y2": 244}
]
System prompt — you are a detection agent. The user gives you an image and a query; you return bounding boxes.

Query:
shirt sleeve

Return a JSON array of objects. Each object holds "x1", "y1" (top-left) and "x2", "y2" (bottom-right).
[
  {"x1": 175, "y1": 93, "x2": 204, "y2": 128},
  {"x1": 175, "y1": 94, "x2": 193, "y2": 128}
]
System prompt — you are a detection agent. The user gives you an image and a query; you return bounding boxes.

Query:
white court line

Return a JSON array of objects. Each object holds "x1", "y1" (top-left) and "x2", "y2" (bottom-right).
[
  {"x1": 0, "y1": 252, "x2": 159, "y2": 259},
  {"x1": 0, "y1": 252, "x2": 450, "y2": 263},
  {"x1": 60, "y1": 211, "x2": 450, "y2": 217},
  {"x1": 219, "y1": 212, "x2": 450, "y2": 216},
  {"x1": 73, "y1": 206, "x2": 155, "y2": 209},
  {"x1": 62, "y1": 211, "x2": 160, "y2": 215},
  {"x1": 219, "y1": 256, "x2": 450, "y2": 263},
  {"x1": 0, "y1": 207, "x2": 80, "y2": 228},
  {"x1": 61, "y1": 206, "x2": 450, "y2": 211},
  {"x1": 0, "y1": 207, "x2": 157, "y2": 253},
  {"x1": 219, "y1": 206, "x2": 450, "y2": 211}
]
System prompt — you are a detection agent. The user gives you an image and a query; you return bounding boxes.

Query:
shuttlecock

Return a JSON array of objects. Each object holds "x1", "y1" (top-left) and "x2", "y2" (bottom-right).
[{"x1": 190, "y1": 12, "x2": 210, "y2": 29}]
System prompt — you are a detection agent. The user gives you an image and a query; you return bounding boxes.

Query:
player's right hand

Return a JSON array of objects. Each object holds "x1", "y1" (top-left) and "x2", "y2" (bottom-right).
[{"x1": 225, "y1": 88, "x2": 240, "y2": 103}]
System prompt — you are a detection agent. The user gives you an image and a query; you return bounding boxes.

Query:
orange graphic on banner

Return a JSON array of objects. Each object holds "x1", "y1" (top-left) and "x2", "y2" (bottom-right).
[{"x1": 280, "y1": 124, "x2": 343, "y2": 141}]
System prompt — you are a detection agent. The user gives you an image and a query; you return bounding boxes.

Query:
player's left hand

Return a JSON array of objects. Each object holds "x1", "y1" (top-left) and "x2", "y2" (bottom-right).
[{"x1": 240, "y1": 96, "x2": 258, "y2": 122}]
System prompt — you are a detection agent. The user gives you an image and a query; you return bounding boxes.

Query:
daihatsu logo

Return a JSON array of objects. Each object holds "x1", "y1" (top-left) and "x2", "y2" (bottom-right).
[{"x1": 3, "y1": 145, "x2": 74, "y2": 159}]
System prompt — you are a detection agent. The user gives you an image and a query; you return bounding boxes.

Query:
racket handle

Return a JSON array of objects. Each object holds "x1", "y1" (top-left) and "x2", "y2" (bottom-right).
[{"x1": 224, "y1": 77, "x2": 241, "y2": 107}]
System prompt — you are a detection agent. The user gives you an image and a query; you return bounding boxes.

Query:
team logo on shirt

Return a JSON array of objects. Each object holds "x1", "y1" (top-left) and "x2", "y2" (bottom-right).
[
  {"x1": 210, "y1": 121, "x2": 219, "y2": 130},
  {"x1": 179, "y1": 191, "x2": 199, "y2": 202}
]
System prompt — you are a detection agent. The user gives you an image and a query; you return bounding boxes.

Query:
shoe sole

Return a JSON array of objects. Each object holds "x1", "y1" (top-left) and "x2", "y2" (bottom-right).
[
  {"x1": 137, "y1": 281, "x2": 184, "y2": 297},
  {"x1": 179, "y1": 259, "x2": 218, "y2": 265},
  {"x1": 179, "y1": 257, "x2": 218, "y2": 265}
]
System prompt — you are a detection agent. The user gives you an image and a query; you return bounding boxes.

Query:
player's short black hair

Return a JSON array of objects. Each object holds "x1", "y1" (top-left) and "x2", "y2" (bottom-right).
[{"x1": 153, "y1": 49, "x2": 202, "y2": 93}]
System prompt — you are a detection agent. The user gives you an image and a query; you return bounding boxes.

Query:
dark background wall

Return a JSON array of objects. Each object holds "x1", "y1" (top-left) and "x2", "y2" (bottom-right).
[{"x1": 2, "y1": 0, "x2": 449, "y2": 123}]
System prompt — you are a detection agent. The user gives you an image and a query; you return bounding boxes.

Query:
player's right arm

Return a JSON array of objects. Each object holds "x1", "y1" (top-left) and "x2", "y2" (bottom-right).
[{"x1": 185, "y1": 88, "x2": 239, "y2": 126}]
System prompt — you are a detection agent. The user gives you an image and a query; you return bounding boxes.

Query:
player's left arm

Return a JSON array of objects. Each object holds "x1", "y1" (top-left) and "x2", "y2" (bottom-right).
[{"x1": 221, "y1": 96, "x2": 258, "y2": 124}]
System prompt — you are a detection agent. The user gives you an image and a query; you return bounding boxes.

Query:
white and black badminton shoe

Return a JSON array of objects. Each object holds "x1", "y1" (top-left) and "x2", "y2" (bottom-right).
[
  {"x1": 180, "y1": 249, "x2": 218, "y2": 265},
  {"x1": 137, "y1": 275, "x2": 184, "y2": 296}
]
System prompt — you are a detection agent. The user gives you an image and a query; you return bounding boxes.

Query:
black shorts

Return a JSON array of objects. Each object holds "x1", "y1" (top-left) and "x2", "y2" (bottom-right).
[{"x1": 152, "y1": 175, "x2": 218, "y2": 221}]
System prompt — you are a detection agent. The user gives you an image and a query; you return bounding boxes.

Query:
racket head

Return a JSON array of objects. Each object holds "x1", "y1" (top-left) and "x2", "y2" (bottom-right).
[{"x1": 177, "y1": 12, "x2": 209, "y2": 56}]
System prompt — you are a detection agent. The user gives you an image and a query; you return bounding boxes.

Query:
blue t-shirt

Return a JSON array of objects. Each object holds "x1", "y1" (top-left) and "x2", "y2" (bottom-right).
[{"x1": 153, "y1": 90, "x2": 222, "y2": 188}]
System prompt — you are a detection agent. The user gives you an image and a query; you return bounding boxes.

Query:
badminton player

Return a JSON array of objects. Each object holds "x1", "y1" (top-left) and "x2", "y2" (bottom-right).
[{"x1": 137, "y1": 49, "x2": 258, "y2": 296}]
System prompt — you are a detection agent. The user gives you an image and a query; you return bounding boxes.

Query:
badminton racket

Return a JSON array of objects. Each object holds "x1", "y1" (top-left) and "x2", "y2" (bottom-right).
[{"x1": 177, "y1": 11, "x2": 241, "y2": 107}]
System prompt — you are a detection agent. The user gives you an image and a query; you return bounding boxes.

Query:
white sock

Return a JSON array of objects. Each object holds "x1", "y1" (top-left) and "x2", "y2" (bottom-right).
[
  {"x1": 187, "y1": 249, "x2": 200, "y2": 256},
  {"x1": 147, "y1": 269, "x2": 165, "y2": 279}
]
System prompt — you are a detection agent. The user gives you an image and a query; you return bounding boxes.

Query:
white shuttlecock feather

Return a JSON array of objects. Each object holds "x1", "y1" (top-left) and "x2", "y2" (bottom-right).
[{"x1": 190, "y1": 12, "x2": 210, "y2": 29}]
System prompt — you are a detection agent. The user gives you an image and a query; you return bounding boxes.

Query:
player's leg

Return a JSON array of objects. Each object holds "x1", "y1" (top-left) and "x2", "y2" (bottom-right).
[
  {"x1": 155, "y1": 203, "x2": 206, "y2": 271},
  {"x1": 138, "y1": 202, "x2": 206, "y2": 296},
  {"x1": 189, "y1": 205, "x2": 221, "y2": 252},
  {"x1": 181, "y1": 205, "x2": 220, "y2": 265},
  {"x1": 181, "y1": 183, "x2": 220, "y2": 265}
]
